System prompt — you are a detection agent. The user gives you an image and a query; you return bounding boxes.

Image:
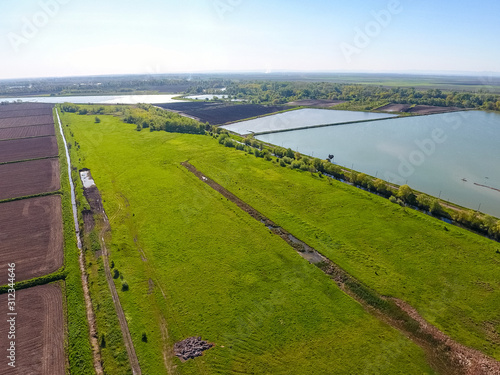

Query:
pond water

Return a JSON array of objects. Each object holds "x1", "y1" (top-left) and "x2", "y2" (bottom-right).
[
  {"x1": 256, "y1": 110, "x2": 500, "y2": 218},
  {"x1": 0, "y1": 94, "x2": 184, "y2": 104},
  {"x1": 221, "y1": 108, "x2": 397, "y2": 135}
]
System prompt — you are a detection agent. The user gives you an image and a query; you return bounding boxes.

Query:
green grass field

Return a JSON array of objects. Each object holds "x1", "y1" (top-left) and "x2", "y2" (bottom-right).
[
  {"x1": 190, "y1": 139, "x2": 500, "y2": 360},
  {"x1": 61, "y1": 110, "x2": 436, "y2": 374}
]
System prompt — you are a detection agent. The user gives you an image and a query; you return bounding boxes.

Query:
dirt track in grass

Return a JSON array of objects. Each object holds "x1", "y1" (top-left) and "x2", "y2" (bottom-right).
[{"x1": 181, "y1": 161, "x2": 500, "y2": 375}]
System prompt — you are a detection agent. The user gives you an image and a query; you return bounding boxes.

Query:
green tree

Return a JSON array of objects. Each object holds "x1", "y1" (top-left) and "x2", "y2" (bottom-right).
[
  {"x1": 373, "y1": 179, "x2": 389, "y2": 196},
  {"x1": 397, "y1": 184, "x2": 416, "y2": 205},
  {"x1": 429, "y1": 199, "x2": 443, "y2": 216}
]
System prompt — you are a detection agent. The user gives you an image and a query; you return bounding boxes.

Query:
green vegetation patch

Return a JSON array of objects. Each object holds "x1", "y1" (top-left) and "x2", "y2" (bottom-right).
[
  {"x1": 53, "y1": 109, "x2": 95, "y2": 375},
  {"x1": 190, "y1": 139, "x2": 500, "y2": 360},
  {"x1": 62, "y1": 111, "x2": 435, "y2": 374}
]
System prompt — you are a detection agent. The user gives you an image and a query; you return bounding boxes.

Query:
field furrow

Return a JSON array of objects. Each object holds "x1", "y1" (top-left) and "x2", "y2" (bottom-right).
[
  {"x1": 0, "y1": 195, "x2": 63, "y2": 282},
  {"x1": 0, "y1": 136, "x2": 58, "y2": 163},
  {"x1": 0, "y1": 158, "x2": 60, "y2": 200}
]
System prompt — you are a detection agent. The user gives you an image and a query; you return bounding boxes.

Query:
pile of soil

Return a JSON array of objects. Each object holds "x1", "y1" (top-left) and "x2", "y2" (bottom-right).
[{"x1": 174, "y1": 337, "x2": 213, "y2": 361}]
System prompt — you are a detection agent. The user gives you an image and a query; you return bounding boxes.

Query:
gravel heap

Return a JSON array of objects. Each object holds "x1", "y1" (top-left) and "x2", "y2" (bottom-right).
[{"x1": 174, "y1": 336, "x2": 213, "y2": 361}]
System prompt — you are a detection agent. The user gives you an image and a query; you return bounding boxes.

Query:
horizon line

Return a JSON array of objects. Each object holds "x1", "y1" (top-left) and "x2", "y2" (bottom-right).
[{"x1": 2, "y1": 69, "x2": 500, "y2": 82}]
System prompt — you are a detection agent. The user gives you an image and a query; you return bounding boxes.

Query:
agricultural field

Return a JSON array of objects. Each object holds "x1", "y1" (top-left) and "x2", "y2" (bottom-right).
[
  {"x1": 0, "y1": 283, "x2": 65, "y2": 375},
  {"x1": 0, "y1": 103, "x2": 94, "y2": 375},
  {"x1": 0, "y1": 114, "x2": 55, "y2": 128},
  {"x1": 0, "y1": 124, "x2": 55, "y2": 141},
  {"x1": 0, "y1": 158, "x2": 60, "y2": 200},
  {"x1": 0, "y1": 196, "x2": 63, "y2": 283},
  {"x1": 0, "y1": 103, "x2": 54, "y2": 112},
  {"x1": 377, "y1": 103, "x2": 463, "y2": 115},
  {"x1": 0, "y1": 136, "x2": 58, "y2": 163},
  {"x1": 0, "y1": 107, "x2": 53, "y2": 119},
  {"x1": 62, "y1": 111, "x2": 437, "y2": 374},
  {"x1": 156, "y1": 102, "x2": 291, "y2": 124}
]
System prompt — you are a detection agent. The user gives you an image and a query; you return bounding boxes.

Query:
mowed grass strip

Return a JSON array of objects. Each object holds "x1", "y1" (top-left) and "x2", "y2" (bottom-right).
[
  {"x1": 189, "y1": 138, "x2": 500, "y2": 360},
  {"x1": 62, "y1": 112, "x2": 436, "y2": 375}
]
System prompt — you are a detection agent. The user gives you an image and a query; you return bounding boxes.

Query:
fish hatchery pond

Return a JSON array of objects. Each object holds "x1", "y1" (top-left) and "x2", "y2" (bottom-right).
[{"x1": 229, "y1": 109, "x2": 500, "y2": 218}]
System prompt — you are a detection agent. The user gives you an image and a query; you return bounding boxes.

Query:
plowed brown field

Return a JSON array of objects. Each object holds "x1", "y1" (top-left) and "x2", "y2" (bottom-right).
[
  {"x1": 0, "y1": 195, "x2": 63, "y2": 282},
  {"x1": 0, "y1": 124, "x2": 55, "y2": 141},
  {"x1": 0, "y1": 103, "x2": 53, "y2": 112},
  {"x1": 0, "y1": 108, "x2": 53, "y2": 119},
  {"x1": 0, "y1": 115, "x2": 55, "y2": 129},
  {"x1": 0, "y1": 158, "x2": 60, "y2": 200},
  {"x1": 0, "y1": 136, "x2": 58, "y2": 163},
  {"x1": 0, "y1": 283, "x2": 65, "y2": 375}
]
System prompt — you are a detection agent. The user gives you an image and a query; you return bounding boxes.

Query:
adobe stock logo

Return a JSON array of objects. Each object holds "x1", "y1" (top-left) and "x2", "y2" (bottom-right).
[
  {"x1": 340, "y1": 0, "x2": 403, "y2": 63},
  {"x1": 212, "y1": 0, "x2": 243, "y2": 21},
  {"x1": 7, "y1": 0, "x2": 71, "y2": 53},
  {"x1": 384, "y1": 128, "x2": 447, "y2": 185}
]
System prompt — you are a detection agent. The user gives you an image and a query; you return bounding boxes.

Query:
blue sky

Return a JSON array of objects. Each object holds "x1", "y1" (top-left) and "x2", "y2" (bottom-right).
[{"x1": 0, "y1": 0, "x2": 499, "y2": 79}]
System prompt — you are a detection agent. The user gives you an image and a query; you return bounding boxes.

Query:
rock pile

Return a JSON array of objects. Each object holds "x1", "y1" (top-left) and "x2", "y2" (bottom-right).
[{"x1": 174, "y1": 336, "x2": 213, "y2": 361}]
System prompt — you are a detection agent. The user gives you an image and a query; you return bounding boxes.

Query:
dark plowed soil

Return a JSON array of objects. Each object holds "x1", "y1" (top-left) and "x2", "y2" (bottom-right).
[
  {"x1": 0, "y1": 124, "x2": 55, "y2": 141},
  {"x1": 0, "y1": 158, "x2": 60, "y2": 200},
  {"x1": 378, "y1": 103, "x2": 464, "y2": 115},
  {"x1": 0, "y1": 103, "x2": 53, "y2": 112},
  {"x1": 0, "y1": 283, "x2": 65, "y2": 375},
  {"x1": 0, "y1": 136, "x2": 58, "y2": 163},
  {"x1": 82, "y1": 209, "x2": 95, "y2": 234},
  {"x1": 0, "y1": 114, "x2": 55, "y2": 129},
  {"x1": 156, "y1": 102, "x2": 291, "y2": 125},
  {"x1": 83, "y1": 186, "x2": 104, "y2": 213},
  {"x1": 0, "y1": 195, "x2": 64, "y2": 282},
  {"x1": 174, "y1": 337, "x2": 213, "y2": 361},
  {"x1": 0, "y1": 108, "x2": 53, "y2": 119}
]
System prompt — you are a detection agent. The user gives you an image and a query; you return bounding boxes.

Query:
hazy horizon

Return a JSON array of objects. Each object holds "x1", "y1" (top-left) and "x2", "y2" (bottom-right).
[{"x1": 1, "y1": 0, "x2": 499, "y2": 80}]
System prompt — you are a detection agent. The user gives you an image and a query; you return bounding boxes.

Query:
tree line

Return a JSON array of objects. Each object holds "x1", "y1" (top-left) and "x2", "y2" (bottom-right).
[
  {"x1": 222, "y1": 81, "x2": 500, "y2": 111},
  {"x1": 216, "y1": 132, "x2": 500, "y2": 241},
  {"x1": 60, "y1": 102, "x2": 207, "y2": 135},
  {"x1": 123, "y1": 104, "x2": 207, "y2": 134}
]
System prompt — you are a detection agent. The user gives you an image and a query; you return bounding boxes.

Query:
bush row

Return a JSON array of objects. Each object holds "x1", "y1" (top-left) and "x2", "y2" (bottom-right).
[{"x1": 218, "y1": 133, "x2": 500, "y2": 241}]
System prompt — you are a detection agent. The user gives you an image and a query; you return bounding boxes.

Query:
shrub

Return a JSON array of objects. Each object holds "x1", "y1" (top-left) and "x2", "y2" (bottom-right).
[
  {"x1": 429, "y1": 199, "x2": 443, "y2": 216},
  {"x1": 113, "y1": 269, "x2": 120, "y2": 279},
  {"x1": 121, "y1": 281, "x2": 129, "y2": 291},
  {"x1": 224, "y1": 138, "x2": 235, "y2": 148},
  {"x1": 100, "y1": 334, "x2": 106, "y2": 348}
]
